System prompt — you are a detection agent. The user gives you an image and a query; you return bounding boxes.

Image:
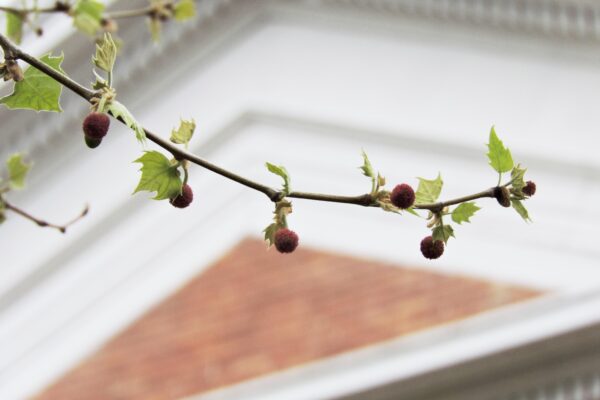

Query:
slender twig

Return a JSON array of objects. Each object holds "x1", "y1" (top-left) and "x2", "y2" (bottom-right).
[
  {"x1": 0, "y1": 31, "x2": 508, "y2": 212},
  {"x1": 105, "y1": 6, "x2": 157, "y2": 20},
  {"x1": 3, "y1": 199, "x2": 88, "y2": 233}
]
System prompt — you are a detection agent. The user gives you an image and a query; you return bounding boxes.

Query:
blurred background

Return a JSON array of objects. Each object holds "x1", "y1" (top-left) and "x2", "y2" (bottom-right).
[{"x1": 1, "y1": 0, "x2": 600, "y2": 399}]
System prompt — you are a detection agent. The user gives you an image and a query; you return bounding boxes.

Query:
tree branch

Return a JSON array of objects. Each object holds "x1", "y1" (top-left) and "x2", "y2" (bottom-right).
[
  {"x1": 3, "y1": 199, "x2": 88, "y2": 233},
  {"x1": 0, "y1": 32, "x2": 508, "y2": 213}
]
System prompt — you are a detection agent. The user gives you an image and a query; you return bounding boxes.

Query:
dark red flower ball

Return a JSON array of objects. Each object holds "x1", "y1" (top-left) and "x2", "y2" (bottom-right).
[
  {"x1": 274, "y1": 228, "x2": 299, "y2": 254},
  {"x1": 170, "y1": 184, "x2": 194, "y2": 208},
  {"x1": 494, "y1": 186, "x2": 511, "y2": 208},
  {"x1": 420, "y1": 236, "x2": 444, "y2": 259},
  {"x1": 390, "y1": 183, "x2": 415, "y2": 209},
  {"x1": 522, "y1": 181, "x2": 536, "y2": 197},
  {"x1": 83, "y1": 112, "x2": 110, "y2": 140}
]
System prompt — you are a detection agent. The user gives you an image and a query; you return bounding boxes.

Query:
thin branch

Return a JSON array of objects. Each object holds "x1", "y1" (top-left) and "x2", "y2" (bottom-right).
[
  {"x1": 0, "y1": 31, "x2": 508, "y2": 213},
  {"x1": 105, "y1": 6, "x2": 157, "y2": 20},
  {"x1": 4, "y1": 199, "x2": 89, "y2": 233},
  {"x1": 0, "y1": 2, "x2": 173, "y2": 21}
]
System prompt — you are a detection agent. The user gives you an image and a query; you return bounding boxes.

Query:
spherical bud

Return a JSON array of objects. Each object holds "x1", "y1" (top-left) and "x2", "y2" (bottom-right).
[
  {"x1": 274, "y1": 228, "x2": 299, "y2": 254},
  {"x1": 522, "y1": 181, "x2": 536, "y2": 197},
  {"x1": 83, "y1": 112, "x2": 110, "y2": 140},
  {"x1": 420, "y1": 236, "x2": 444, "y2": 259},
  {"x1": 170, "y1": 184, "x2": 194, "y2": 208},
  {"x1": 84, "y1": 136, "x2": 102, "y2": 149},
  {"x1": 494, "y1": 186, "x2": 511, "y2": 208},
  {"x1": 390, "y1": 183, "x2": 415, "y2": 209}
]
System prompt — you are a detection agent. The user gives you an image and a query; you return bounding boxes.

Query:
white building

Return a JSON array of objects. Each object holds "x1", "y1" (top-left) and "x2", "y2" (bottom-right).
[{"x1": 1, "y1": 0, "x2": 600, "y2": 399}]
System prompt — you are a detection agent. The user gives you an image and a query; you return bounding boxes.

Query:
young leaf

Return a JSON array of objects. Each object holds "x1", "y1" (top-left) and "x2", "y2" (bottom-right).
[
  {"x1": 6, "y1": 153, "x2": 31, "y2": 190},
  {"x1": 432, "y1": 224, "x2": 455, "y2": 244},
  {"x1": 359, "y1": 150, "x2": 375, "y2": 178},
  {"x1": 73, "y1": 0, "x2": 105, "y2": 36},
  {"x1": 93, "y1": 33, "x2": 117, "y2": 73},
  {"x1": 266, "y1": 162, "x2": 291, "y2": 195},
  {"x1": 174, "y1": 0, "x2": 196, "y2": 21},
  {"x1": 133, "y1": 151, "x2": 182, "y2": 200},
  {"x1": 107, "y1": 101, "x2": 146, "y2": 143},
  {"x1": 510, "y1": 164, "x2": 527, "y2": 192},
  {"x1": 170, "y1": 118, "x2": 196, "y2": 147},
  {"x1": 487, "y1": 126, "x2": 514, "y2": 173},
  {"x1": 511, "y1": 199, "x2": 531, "y2": 222},
  {"x1": 6, "y1": 12, "x2": 23, "y2": 44},
  {"x1": 0, "y1": 54, "x2": 65, "y2": 112},
  {"x1": 148, "y1": 18, "x2": 161, "y2": 42},
  {"x1": 415, "y1": 173, "x2": 443, "y2": 204},
  {"x1": 263, "y1": 222, "x2": 278, "y2": 247},
  {"x1": 451, "y1": 202, "x2": 480, "y2": 224}
]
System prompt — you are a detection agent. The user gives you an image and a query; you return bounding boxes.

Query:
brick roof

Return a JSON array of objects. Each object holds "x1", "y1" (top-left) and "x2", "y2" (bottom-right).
[{"x1": 35, "y1": 238, "x2": 541, "y2": 400}]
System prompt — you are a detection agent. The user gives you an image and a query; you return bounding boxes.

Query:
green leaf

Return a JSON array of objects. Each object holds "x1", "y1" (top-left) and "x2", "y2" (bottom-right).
[
  {"x1": 170, "y1": 118, "x2": 196, "y2": 147},
  {"x1": 107, "y1": 101, "x2": 146, "y2": 143},
  {"x1": 510, "y1": 164, "x2": 527, "y2": 192},
  {"x1": 266, "y1": 162, "x2": 291, "y2": 195},
  {"x1": 487, "y1": 126, "x2": 514, "y2": 173},
  {"x1": 359, "y1": 150, "x2": 375, "y2": 178},
  {"x1": 174, "y1": 0, "x2": 196, "y2": 21},
  {"x1": 263, "y1": 222, "x2": 278, "y2": 247},
  {"x1": 6, "y1": 12, "x2": 23, "y2": 44},
  {"x1": 133, "y1": 151, "x2": 182, "y2": 200},
  {"x1": 6, "y1": 153, "x2": 31, "y2": 190},
  {"x1": 432, "y1": 224, "x2": 455, "y2": 244},
  {"x1": 73, "y1": 0, "x2": 105, "y2": 36},
  {"x1": 511, "y1": 199, "x2": 531, "y2": 222},
  {"x1": 451, "y1": 202, "x2": 480, "y2": 224},
  {"x1": 0, "y1": 53, "x2": 65, "y2": 112},
  {"x1": 415, "y1": 173, "x2": 443, "y2": 204},
  {"x1": 93, "y1": 33, "x2": 117, "y2": 73}
]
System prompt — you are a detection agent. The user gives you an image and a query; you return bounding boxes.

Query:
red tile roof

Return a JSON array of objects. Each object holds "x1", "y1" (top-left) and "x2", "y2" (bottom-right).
[{"x1": 35, "y1": 238, "x2": 541, "y2": 400}]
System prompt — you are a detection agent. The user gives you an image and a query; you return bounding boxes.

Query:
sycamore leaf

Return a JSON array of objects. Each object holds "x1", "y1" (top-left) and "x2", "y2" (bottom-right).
[
  {"x1": 0, "y1": 54, "x2": 65, "y2": 112},
  {"x1": 487, "y1": 126, "x2": 514, "y2": 173},
  {"x1": 263, "y1": 222, "x2": 278, "y2": 247},
  {"x1": 415, "y1": 173, "x2": 443, "y2": 204},
  {"x1": 174, "y1": 0, "x2": 196, "y2": 21},
  {"x1": 511, "y1": 199, "x2": 531, "y2": 222},
  {"x1": 6, "y1": 12, "x2": 23, "y2": 44},
  {"x1": 432, "y1": 224, "x2": 455, "y2": 244},
  {"x1": 93, "y1": 33, "x2": 117, "y2": 73},
  {"x1": 73, "y1": 0, "x2": 105, "y2": 36},
  {"x1": 107, "y1": 101, "x2": 146, "y2": 143},
  {"x1": 510, "y1": 164, "x2": 527, "y2": 192},
  {"x1": 133, "y1": 151, "x2": 182, "y2": 200},
  {"x1": 6, "y1": 153, "x2": 31, "y2": 190},
  {"x1": 451, "y1": 202, "x2": 480, "y2": 224},
  {"x1": 266, "y1": 162, "x2": 291, "y2": 195},
  {"x1": 359, "y1": 150, "x2": 375, "y2": 178},
  {"x1": 170, "y1": 118, "x2": 196, "y2": 147}
]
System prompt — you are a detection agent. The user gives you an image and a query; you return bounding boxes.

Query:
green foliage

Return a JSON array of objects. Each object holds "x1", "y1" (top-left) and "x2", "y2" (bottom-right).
[
  {"x1": 263, "y1": 200, "x2": 292, "y2": 246},
  {"x1": 266, "y1": 162, "x2": 291, "y2": 196},
  {"x1": 107, "y1": 101, "x2": 146, "y2": 143},
  {"x1": 511, "y1": 199, "x2": 531, "y2": 222},
  {"x1": 510, "y1": 164, "x2": 527, "y2": 193},
  {"x1": 432, "y1": 224, "x2": 455, "y2": 244},
  {"x1": 6, "y1": 12, "x2": 23, "y2": 44},
  {"x1": 170, "y1": 118, "x2": 196, "y2": 148},
  {"x1": 0, "y1": 53, "x2": 65, "y2": 112},
  {"x1": 72, "y1": 0, "x2": 105, "y2": 36},
  {"x1": 148, "y1": 18, "x2": 161, "y2": 42},
  {"x1": 93, "y1": 33, "x2": 117, "y2": 74},
  {"x1": 451, "y1": 202, "x2": 480, "y2": 224},
  {"x1": 487, "y1": 126, "x2": 514, "y2": 174},
  {"x1": 415, "y1": 173, "x2": 443, "y2": 204},
  {"x1": 133, "y1": 151, "x2": 182, "y2": 200},
  {"x1": 359, "y1": 150, "x2": 374, "y2": 178},
  {"x1": 6, "y1": 153, "x2": 31, "y2": 190},
  {"x1": 174, "y1": 0, "x2": 196, "y2": 21}
]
